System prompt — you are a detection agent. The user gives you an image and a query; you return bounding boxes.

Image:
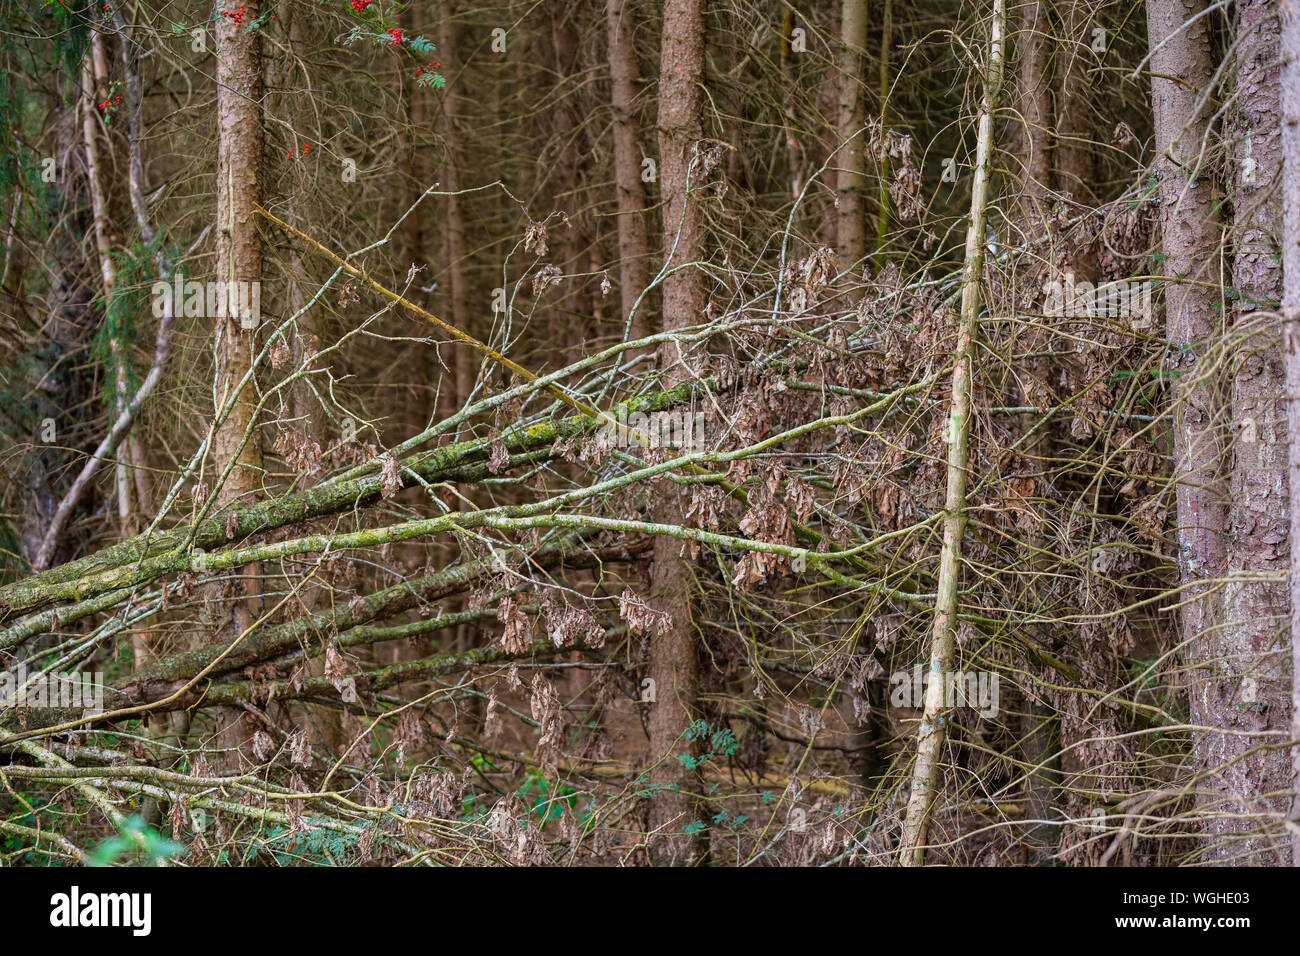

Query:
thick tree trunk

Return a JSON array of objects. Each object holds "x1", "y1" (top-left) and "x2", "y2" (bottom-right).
[
  {"x1": 1217, "y1": 0, "x2": 1293, "y2": 865},
  {"x1": 1146, "y1": 0, "x2": 1240, "y2": 861},
  {"x1": 1279, "y1": 0, "x2": 1300, "y2": 867},
  {"x1": 648, "y1": 0, "x2": 708, "y2": 866},
  {"x1": 213, "y1": 0, "x2": 266, "y2": 765},
  {"x1": 214, "y1": 0, "x2": 265, "y2": 512},
  {"x1": 1013, "y1": 0, "x2": 1061, "y2": 861},
  {"x1": 607, "y1": 0, "x2": 653, "y2": 344}
]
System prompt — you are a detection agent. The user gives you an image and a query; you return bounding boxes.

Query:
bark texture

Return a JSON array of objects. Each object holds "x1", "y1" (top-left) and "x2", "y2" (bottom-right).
[
  {"x1": 1279, "y1": 0, "x2": 1300, "y2": 866},
  {"x1": 1013, "y1": 0, "x2": 1060, "y2": 860},
  {"x1": 649, "y1": 0, "x2": 708, "y2": 866},
  {"x1": 607, "y1": 0, "x2": 652, "y2": 342},
  {"x1": 836, "y1": 0, "x2": 869, "y2": 269},
  {"x1": 1220, "y1": 0, "x2": 1292, "y2": 865},
  {"x1": 212, "y1": 0, "x2": 266, "y2": 766},
  {"x1": 1147, "y1": 0, "x2": 1245, "y2": 862},
  {"x1": 214, "y1": 0, "x2": 265, "y2": 511}
]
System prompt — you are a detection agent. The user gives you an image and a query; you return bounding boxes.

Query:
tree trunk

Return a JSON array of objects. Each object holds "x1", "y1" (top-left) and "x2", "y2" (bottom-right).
[
  {"x1": 1147, "y1": 0, "x2": 1239, "y2": 863},
  {"x1": 780, "y1": 5, "x2": 804, "y2": 200},
  {"x1": 405, "y1": 0, "x2": 434, "y2": 436},
  {"x1": 1278, "y1": 0, "x2": 1300, "y2": 868},
  {"x1": 899, "y1": 0, "x2": 1004, "y2": 866},
  {"x1": 648, "y1": 0, "x2": 708, "y2": 866},
  {"x1": 875, "y1": 0, "x2": 894, "y2": 264},
  {"x1": 80, "y1": 37, "x2": 133, "y2": 540},
  {"x1": 836, "y1": 0, "x2": 868, "y2": 269},
  {"x1": 438, "y1": 0, "x2": 474, "y2": 431},
  {"x1": 1013, "y1": 0, "x2": 1061, "y2": 861},
  {"x1": 1217, "y1": 0, "x2": 1292, "y2": 866},
  {"x1": 1015, "y1": 0, "x2": 1051, "y2": 222},
  {"x1": 213, "y1": 0, "x2": 266, "y2": 765},
  {"x1": 214, "y1": 0, "x2": 265, "y2": 512},
  {"x1": 607, "y1": 0, "x2": 653, "y2": 344},
  {"x1": 1055, "y1": 0, "x2": 1095, "y2": 204},
  {"x1": 550, "y1": 0, "x2": 593, "y2": 366}
]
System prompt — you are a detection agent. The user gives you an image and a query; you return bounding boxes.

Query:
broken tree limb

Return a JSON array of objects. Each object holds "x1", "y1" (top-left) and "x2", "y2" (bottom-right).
[{"x1": 0, "y1": 381, "x2": 702, "y2": 626}]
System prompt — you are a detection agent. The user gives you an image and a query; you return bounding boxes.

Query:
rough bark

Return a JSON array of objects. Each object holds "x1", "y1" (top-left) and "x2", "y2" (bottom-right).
[
  {"x1": 1013, "y1": 0, "x2": 1061, "y2": 860},
  {"x1": 607, "y1": 0, "x2": 653, "y2": 343},
  {"x1": 836, "y1": 0, "x2": 869, "y2": 269},
  {"x1": 1279, "y1": 0, "x2": 1300, "y2": 867},
  {"x1": 1216, "y1": 0, "x2": 1293, "y2": 865},
  {"x1": 1015, "y1": 0, "x2": 1051, "y2": 223},
  {"x1": 649, "y1": 0, "x2": 708, "y2": 866},
  {"x1": 212, "y1": 0, "x2": 266, "y2": 766},
  {"x1": 213, "y1": 0, "x2": 265, "y2": 512},
  {"x1": 1146, "y1": 0, "x2": 1240, "y2": 861}
]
